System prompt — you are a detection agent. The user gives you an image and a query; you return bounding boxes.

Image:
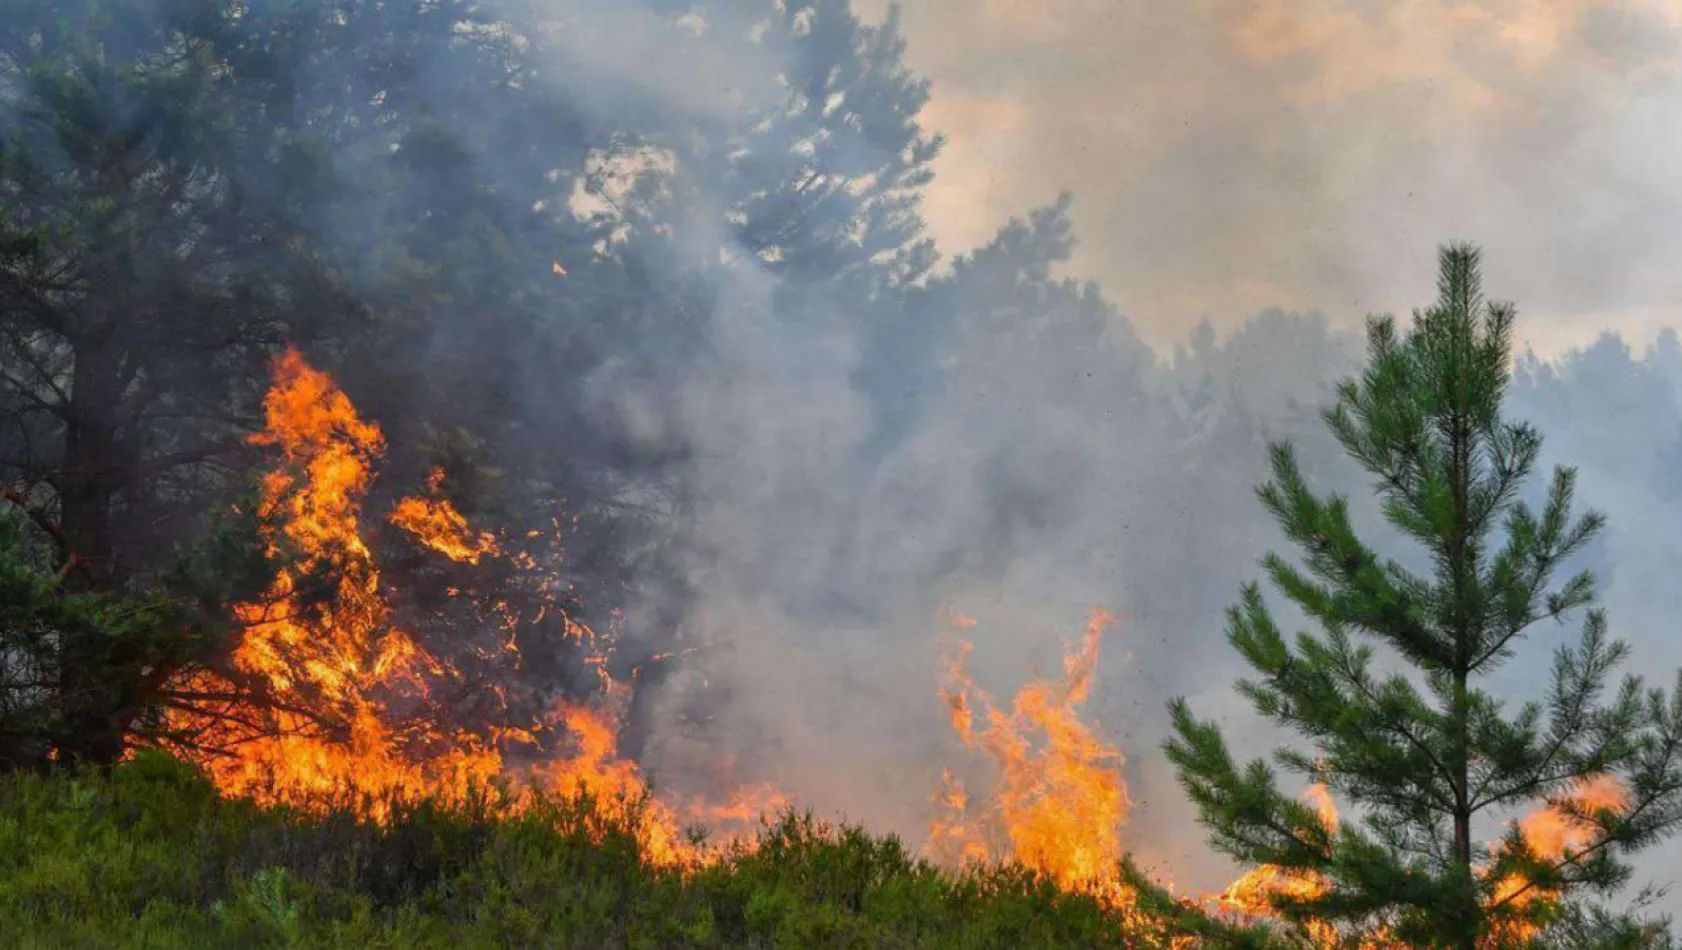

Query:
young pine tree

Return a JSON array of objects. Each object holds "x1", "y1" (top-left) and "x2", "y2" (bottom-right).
[{"x1": 1166, "y1": 245, "x2": 1682, "y2": 948}]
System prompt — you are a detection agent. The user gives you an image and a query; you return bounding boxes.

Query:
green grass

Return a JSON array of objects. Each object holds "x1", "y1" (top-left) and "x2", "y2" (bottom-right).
[{"x1": 0, "y1": 751, "x2": 1205, "y2": 949}]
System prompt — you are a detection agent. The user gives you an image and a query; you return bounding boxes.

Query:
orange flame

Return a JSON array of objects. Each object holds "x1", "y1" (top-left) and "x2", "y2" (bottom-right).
[
  {"x1": 922, "y1": 605, "x2": 1628, "y2": 947},
  {"x1": 1211, "y1": 773, "x2": 1629, "y2": 947},
  {"x1": 390, "y1": 468, "x2": 500, "y2": 564},
  {"x1": 1517, "y1": 774, "x2": 1627, "y2": 859},
  {"x1": 1488, "y1": 774, "x2": 1630, "y2": 943},
  {"x1": 163, "y1": 348, "x2": 773, "y2": 864},
  {"x1": 928, "y1": 608, "x2": 1132, "y2": 904},
  {"x1": 1212, "y1": 783, "x2": 1343, "y2": 944},
  {"x1": 161, "y1": 349, "x2": 503, "y2": 807},
  {"x1": 166, "y1": 354, "x2": 1635, "y2": 937}
]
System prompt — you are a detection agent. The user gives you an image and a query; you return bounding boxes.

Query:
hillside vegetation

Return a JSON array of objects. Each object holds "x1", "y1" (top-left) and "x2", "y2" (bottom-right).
[{"x1": 0, "y1": 753, "x2": 1202, "y2": 950}]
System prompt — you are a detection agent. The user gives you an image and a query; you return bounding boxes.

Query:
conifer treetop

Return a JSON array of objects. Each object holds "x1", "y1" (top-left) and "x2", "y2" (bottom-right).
[{"x1": 1166, "y1": 243, "x2": 1682, "y2": 948}]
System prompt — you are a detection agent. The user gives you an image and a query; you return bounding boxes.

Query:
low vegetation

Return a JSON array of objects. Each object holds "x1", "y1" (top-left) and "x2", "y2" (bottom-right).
[{"x1": 0, "y1": 752, "x2": 1185, "y2": 950}]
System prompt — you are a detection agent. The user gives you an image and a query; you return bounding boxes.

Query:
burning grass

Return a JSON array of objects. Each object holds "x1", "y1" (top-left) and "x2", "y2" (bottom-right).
[
  {"x1": 0, "y1": 752, "x2": 1176, "y2": 950},
  {"x1": 123, "y1": 349, "x2": 1645, "y2": 948},
  {"x1": 928, "y1": 608, "x2": 1133, "y2": 909}
]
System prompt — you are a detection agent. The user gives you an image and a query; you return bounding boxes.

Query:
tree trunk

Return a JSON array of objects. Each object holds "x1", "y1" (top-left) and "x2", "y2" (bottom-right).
[
  {"x1": 1448, "y1": 394, "x2": 1479, "y2": 950},
  {"x1": 1453, "y1": 694, "x2": 1478, "y2": 950},
  {"x1": 60, "y1": 333, "x2": 121, "y2": 587},
  {"x1": 54, "y1": 332, "x2": 132, "y2": 765},
  {"x1": 619, "y1": 663, "x2": 673, "y2": 765}
]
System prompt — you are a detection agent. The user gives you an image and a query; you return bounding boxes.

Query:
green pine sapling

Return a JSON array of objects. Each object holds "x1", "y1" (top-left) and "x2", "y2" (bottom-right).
[{"x1": 1166, "y1": 244, "x2": 1682, "y2": 948}]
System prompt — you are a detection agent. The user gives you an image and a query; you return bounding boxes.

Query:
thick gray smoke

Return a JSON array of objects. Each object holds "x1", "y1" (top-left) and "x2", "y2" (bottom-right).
[
  {"x1": 644, "y1": 273, "x2": 1682, "y2": 907},
  {"x1": 21, "y1": 0, "x2": 1682, "y2": 912},
  {"x1": 854, "y1": 0, "x2": 1682, "y2": 357},
  {"x1": 512, "y1": 0, "x2": 1682, "y2": 915},
  {"x1": 45, "y1": 0, "x2": 1659, "y2": 916}
]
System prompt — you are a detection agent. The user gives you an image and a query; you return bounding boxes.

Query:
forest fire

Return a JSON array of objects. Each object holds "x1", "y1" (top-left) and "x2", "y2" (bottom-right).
[
  {"x1": 1212, "y1": 783, "x2": 1350, "y2": 946},
  {"x1": 927, "y1": 608, "x2": 1134, "y2": 906},
  {"x1": 1209, "y1": 769, "x2": 1631, "y2": 947},
  {"x1": 174, "y1": 348, "x2": 1161, "y2": 905},
  {"x1": 163, "y1": 349, "x2": 504, "y2": 807},
  {"x1": 920, "y1": 609, "x2": 1634, "y2": 947},
  {"x1": 922, "y1": 609, "x2": 1336, "y2": 935},
  {"x1": 1487, "y1": 774, "x2": 1632, "y2": 942},
  {"x1": 164, "y1": 348, "x2": 1163, "y2": 892},
  {"x1": 389, "y1": 468, "x2": 500, "y2": 564},
  {"x1": 152, "y1": 347, "x2": 1642, "y2": 937},
  {"x1": 161, "y1": 348, "x2": 767, "y2": 864},
  {"x1": 1217, "y1": 785, "x2": 1335, "y2": 902}
]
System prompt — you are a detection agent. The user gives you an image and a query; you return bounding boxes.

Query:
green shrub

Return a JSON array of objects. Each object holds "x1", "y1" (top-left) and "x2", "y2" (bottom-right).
[{"x1": 0, "y1": 754, "x2": 1232, "y2": 948}]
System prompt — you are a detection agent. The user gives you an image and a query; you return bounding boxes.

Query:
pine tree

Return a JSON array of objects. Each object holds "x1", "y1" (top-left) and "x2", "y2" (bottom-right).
[{"x1": 1165, "y1": 244, "x2": 1682, "y2": 948}]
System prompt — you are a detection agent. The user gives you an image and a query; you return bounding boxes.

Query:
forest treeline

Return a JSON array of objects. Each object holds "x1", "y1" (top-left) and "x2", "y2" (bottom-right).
[{"x1": 0, "y1": 0, "x2": 1354, "y2": 776}]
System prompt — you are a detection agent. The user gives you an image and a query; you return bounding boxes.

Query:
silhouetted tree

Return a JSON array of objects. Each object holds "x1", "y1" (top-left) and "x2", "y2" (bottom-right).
[{"x1": 0, "y1": 0, "x2": 959, "y2": 767}]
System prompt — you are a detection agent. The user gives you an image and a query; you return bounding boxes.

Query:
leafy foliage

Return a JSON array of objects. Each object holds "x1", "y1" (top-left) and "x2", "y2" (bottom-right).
[
  {"x1": 0, "y1": 499, "x2": 269, "y2": 769},
  {"x1": 0, "y1": 514, "x2": 176, "y2": 768}
]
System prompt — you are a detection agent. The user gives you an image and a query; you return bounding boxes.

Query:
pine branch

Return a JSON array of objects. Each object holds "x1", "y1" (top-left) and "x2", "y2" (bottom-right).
[
  {"x1": 1167, "y1": 245, "x2": 1682, "y2": 945},
  {"x1": 0, "y1": 481, "x2": 91, "y2": 580}
]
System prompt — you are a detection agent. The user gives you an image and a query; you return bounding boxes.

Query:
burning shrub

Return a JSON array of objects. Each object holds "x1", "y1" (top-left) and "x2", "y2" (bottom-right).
[{"x1": 0, "y1": 754, "x2": 1212, "y2": 949}]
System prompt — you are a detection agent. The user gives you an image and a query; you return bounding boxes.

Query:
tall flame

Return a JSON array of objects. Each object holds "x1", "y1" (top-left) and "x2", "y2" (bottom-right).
[
  {"x1": 164, "y1": 349, "x2": 503, "y2": 806},
  {"x1": 920, "y1": 607, "x2": 1630, "y2": 948},
  {"x1": 165, "y1": 348, "x2": 1636, "y2": 937},
  {"x1": 164, "y1": 348, "x2": 770, "y2": 864},
  {"x1": 928, "y1": 608, "x2": 1132, "y2": 903}
]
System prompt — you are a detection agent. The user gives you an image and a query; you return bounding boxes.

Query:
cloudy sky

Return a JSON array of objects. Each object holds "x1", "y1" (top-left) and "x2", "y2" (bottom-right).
[{"x1": 856, "y1": 0, "x2": 1682, "y2": 356}]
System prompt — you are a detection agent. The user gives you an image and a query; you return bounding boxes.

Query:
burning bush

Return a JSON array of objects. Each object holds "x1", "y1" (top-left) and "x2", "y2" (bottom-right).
[{"x1": 0, "y1": 751, "x2": 1185, "y2": 949}]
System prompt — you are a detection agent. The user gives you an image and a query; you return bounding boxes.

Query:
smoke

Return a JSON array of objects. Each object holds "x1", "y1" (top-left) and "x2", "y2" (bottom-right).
[
  {"x1": 1507, "y1": 334, "x2": 1682, "y2": 905},
  {"x1": 534, "y1": 0, "x2": 1682, "y2": 910},
  {"x1": 541, "y1": 0, "x2": 1359, "y2": 867},
  {"x1": 13, "y1": 0, "x2": 1680, "y2": 919},
  {"x1": 856, "y1": 0, "x2": 1682, "y2": 356}
]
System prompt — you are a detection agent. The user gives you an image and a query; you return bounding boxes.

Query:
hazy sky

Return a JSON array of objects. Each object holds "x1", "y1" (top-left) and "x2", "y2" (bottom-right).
[{"x1": 857, "y1": 0, "x2": 1682, "y2": 356}]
